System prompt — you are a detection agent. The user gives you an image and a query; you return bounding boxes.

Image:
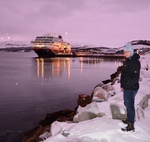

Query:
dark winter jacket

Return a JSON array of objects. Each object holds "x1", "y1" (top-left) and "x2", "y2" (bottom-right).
[{"x1": 120, "y1": 53, "x2": 141, "y2": 90}]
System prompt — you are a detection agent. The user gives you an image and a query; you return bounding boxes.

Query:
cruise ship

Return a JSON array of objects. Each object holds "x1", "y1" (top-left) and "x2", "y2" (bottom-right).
[{"x1": 31, "y1": 35, "x2": 72, "y2": 57}]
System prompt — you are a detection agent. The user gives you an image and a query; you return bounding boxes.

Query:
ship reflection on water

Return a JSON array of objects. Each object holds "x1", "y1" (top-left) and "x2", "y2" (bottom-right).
[{"x1": 35, "y1": 57, "x2": 71, "y2": 80}]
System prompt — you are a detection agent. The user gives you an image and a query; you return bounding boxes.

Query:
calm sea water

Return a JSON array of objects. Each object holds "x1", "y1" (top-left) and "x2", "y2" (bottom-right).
[{"x1": 0, "y1": 52, "x2": 122, "y2": 134}]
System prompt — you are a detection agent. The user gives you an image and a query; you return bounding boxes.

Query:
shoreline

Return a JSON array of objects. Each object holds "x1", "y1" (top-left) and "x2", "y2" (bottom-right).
[{"x1": 21, "y1": 65, "x2": 122, "y2": 142}]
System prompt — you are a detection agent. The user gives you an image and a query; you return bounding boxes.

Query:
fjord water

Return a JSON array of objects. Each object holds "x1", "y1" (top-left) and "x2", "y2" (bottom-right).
[{"x1": 0, "y1": 52, "x2": 122, "y2": 133}]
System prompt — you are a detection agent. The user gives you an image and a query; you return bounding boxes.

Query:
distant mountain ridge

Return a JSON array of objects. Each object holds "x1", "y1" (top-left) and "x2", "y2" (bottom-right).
[
  {"x1": 0, "y1": 41, "x2": 32, "y2": 52},
  {"x1": 131, "y1": 40, "x2": 150, "y2": 46},
  {"x1": 0, "y1": 40, "x2": 149, "y2": 53},
  {"x1": 0, "y1": 40, "x2": 31, "y2": 48}
]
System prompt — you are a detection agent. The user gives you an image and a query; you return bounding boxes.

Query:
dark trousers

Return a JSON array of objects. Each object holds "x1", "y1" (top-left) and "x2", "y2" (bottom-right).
[{"x1": 123, "y1": 90, "x2": 138, "y2": 125}]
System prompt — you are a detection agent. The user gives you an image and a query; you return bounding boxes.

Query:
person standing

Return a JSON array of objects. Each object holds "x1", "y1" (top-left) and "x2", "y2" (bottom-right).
[{"x1": 120, "y1": 42, "x2": 141, "y2": 131}]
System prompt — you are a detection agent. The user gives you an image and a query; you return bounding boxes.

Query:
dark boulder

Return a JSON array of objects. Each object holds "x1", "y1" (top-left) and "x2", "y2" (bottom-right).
[{"x1": 77, "y1": 94, "x2": 92, "y2": 107}]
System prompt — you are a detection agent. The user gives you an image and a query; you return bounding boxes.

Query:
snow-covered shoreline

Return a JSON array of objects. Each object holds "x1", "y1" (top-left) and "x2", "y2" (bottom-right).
[{"x1": 39, "y1": 53, "x2": 150, "y2": 142}]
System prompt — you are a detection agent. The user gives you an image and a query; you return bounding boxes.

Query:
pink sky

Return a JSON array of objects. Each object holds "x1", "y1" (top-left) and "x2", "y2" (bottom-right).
[{"x1": 0, "y1": 0, "x2": 150, "y2": 47}]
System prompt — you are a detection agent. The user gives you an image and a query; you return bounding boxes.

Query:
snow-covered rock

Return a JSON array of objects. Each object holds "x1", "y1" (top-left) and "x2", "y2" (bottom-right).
[
  {"x1": 92, "y1": 86, "x2": 109, "y2": 102},
  {"x1": 73, "y1": 102, "x2": 105, "y2": 122}
]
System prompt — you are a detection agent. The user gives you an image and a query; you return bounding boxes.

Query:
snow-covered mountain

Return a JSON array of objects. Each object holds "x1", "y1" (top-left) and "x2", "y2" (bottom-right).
[
  {"x1": 118, "y1": 40, "x2": 150, "y2": 51},
  {"x1": 0, "y1": 40, "x2": 31, "y2": 48}
]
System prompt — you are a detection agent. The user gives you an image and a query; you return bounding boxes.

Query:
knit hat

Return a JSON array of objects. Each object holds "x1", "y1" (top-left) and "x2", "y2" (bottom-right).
[{"x1": 124, "y1": 42, "x2": 134, "y2": 56}]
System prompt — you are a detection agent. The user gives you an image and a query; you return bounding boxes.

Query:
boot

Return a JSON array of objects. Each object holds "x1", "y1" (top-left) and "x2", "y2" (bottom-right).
[{"x1": 121, "y1": 123, "x2": 135, "y2": 132}]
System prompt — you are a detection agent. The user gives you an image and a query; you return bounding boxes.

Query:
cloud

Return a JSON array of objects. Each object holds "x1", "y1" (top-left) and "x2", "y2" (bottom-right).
[{"x1": 0, "y1": 0, "x2": 150, "y2": 47}]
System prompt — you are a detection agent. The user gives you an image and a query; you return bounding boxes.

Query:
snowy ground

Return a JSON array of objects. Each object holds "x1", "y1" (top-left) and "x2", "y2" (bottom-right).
[{"x1": 42, "y1": 53, "x2": 150, "y2": 142}]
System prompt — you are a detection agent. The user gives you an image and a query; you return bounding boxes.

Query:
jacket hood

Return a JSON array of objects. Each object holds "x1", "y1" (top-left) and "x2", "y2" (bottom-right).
[{"x1": 132, "y1": 53, "x2": 140, "y2": 60}]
